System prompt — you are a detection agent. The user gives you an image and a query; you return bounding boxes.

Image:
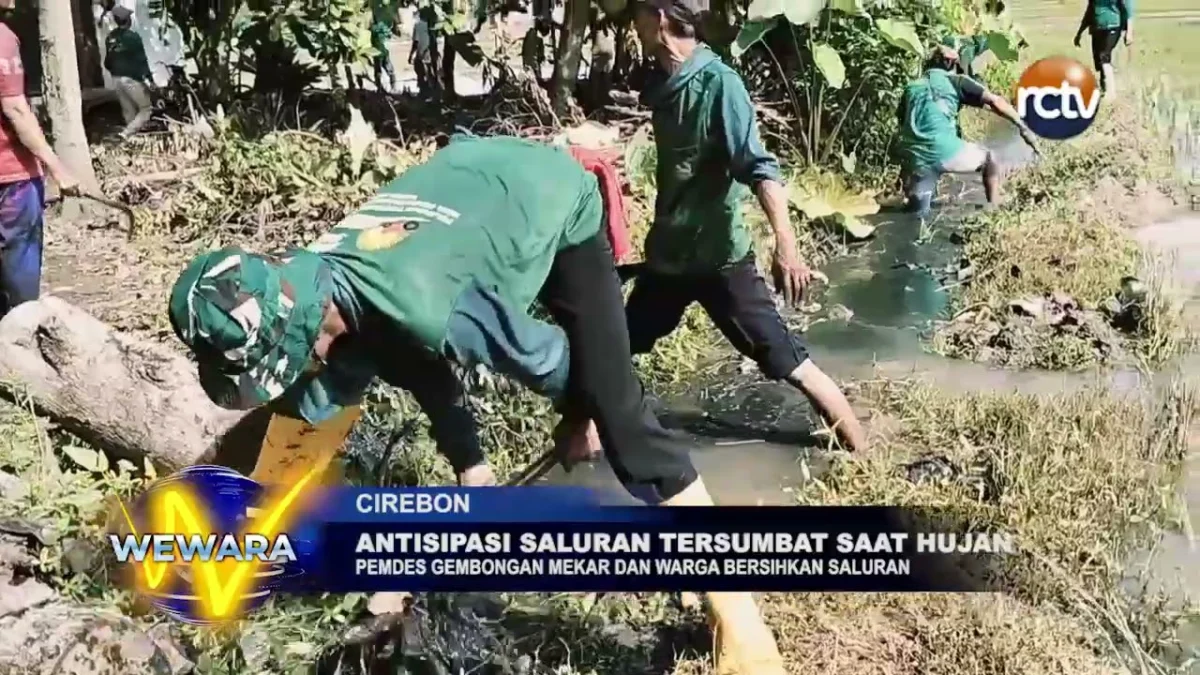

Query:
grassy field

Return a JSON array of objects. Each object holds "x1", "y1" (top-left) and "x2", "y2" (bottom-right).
[{"x1": 1013, "y1": 0, "x2": 1200, "y2": 93}]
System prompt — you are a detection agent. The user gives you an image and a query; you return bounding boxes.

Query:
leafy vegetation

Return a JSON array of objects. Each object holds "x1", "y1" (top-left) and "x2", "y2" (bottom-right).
[{"x1": 728, "y1": 0, "x2": 1025, "y2": 179}]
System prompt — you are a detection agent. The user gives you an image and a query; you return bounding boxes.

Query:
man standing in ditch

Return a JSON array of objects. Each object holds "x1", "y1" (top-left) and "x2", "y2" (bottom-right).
[
  {"x1": 897, "y1": 44, "x2": 1040, "y2": 219},
  {"x1": 0, "y1": 0, "x2": 78, "y2": 318},
  {"x1": 167, "y1": 134, "x2": 788, "y2": 675},
  {"x1": 601, "y1": 0, "x2": 868, "y2": 454}
]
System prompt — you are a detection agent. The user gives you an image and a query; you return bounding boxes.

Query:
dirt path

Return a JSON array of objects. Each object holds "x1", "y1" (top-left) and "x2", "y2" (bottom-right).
[{"x1": 40, "y1": 210, "x2": 183, "y2": 340}]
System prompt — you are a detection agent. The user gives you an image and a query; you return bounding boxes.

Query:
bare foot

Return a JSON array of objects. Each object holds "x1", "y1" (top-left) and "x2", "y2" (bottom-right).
[
  {"x1": 457, "y1": 464, "x2": 498, "y2": 486},
  {"x1": 555, "y1": 419, "x2": 603, "y2": 467}
]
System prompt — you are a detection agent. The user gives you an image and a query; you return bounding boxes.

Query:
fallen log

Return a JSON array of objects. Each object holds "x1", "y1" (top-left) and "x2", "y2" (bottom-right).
[
  {"x1": 0, "y1": 602, "x2": 194, "y2": 675},
  {"x1": 0, "y1": 296, "x2": 247, "y2": 471}
]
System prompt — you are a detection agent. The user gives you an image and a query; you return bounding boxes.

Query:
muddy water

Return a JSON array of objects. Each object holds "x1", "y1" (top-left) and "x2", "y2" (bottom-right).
[
  {"x1": 539, "y1": 130, "x2": 1046, "y2": 506},
  {"x1": 533, "y1": 116, "x2": 1200, "y2": 661}
]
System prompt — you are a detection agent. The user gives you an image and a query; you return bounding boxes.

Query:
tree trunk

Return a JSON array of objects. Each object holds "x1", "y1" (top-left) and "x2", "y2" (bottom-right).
[
  {"x1": 37, "y1": 0, "x2": 99, "y2": 194},
  {"x1": 441, "y1": 40, "x2": 457, "y2": 99},
  {"x1": 72, "y1": 0, "x2": 102, "y2": 89},
  {"x1": 589, "y1": 25, "x2": 615, "y2": 107},
  {"x1": 549, "y1": 0, "x2": 589, "y2": 117},
  {"x1": 0, "y1": 297, "x2": 247, "y2": 472}
]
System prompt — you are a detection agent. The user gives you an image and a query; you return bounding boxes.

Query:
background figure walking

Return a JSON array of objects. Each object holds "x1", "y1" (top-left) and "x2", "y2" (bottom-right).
[
  {"x1": 104, "y1": 6, "x2": 153, "y2": 140},
  {"x1": 1074, "y1": 0, "x2": 1134, "y2": 95},
  {"x1": 409, "y1": 8, "x2": 438, "y2": 97},
  {"x1": 371, "y1": 0, "x2": 401, "y2": 93}
]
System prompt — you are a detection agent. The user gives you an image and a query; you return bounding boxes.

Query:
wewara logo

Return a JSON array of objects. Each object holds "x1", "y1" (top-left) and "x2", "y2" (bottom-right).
[
  {"x1": 1016, "y1": 56, "x2": 1101, "y2": 140},
  {"x1": 111, "y1": 465, "x2": 323, "y2": 624}
]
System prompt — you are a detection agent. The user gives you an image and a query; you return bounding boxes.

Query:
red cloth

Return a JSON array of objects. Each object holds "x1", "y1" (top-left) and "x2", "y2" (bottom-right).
[
  {"x1": 0, "y1": 25, "x2": 41, "y2": 184},
  {"x1": 568, "y1": 145, "x2": 632, "y2": 263}
]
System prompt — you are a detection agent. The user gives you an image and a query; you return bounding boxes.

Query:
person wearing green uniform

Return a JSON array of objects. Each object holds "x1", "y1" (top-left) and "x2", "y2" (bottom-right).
[
  {"x1": 167, "y1": 134, "x2": 788, "y2": 675},
  {"x1": 605, "y1": 0, "x2": 868, "y2": 457},
  {"x1": 897, "y1": 45, "x2": 1039, "y2": 218},
  {"x1": 370, "y1": 0, "x2": 401, "y2": 93},
  {"x1": 1074, "y1": 0, "x2": 1133, "y2": 95},
  {"x1": 104, "y1": 6, "x2": 153, "y2": 140},
  {"x1": 168, "y1": 133, "x2": 712, "y2": 496}
]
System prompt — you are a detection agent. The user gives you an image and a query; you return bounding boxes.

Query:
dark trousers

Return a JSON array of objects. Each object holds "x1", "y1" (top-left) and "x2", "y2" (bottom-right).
[
  {"x1": 625, "y1": 255, "x2": 810, "y2": 381},
  {"x1": 1091, "y1": 28, "x2": 1122, "y2": 89},
  {"x1": 0, "y1": 177, "x2": 45, "y2": 318},
  {"x1": 538, "y1": 234, "x2": 698, "y2": 503},
  {"x1": 373, "y1": 52, "x2": 396, "y2": 91}
]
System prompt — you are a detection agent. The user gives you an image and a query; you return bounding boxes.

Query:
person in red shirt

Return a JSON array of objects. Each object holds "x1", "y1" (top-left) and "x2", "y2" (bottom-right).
[{"x1": 0, "y1": 0, "x2": 78, "y2": 317}]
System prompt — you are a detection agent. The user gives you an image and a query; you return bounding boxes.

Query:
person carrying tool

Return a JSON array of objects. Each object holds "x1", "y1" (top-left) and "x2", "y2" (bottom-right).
[
  {"x1": 0, "y1": 0, "x2": 78, "y2": 318},
  {"x1": 104, "y1": 6, "x2": 154, "y2": 140},
  {"x1": 370, "y1": 0, "x2": 401, "y2": 93},
  {"x1": 167, "y1": 133, "x2": 787, "y2": 674},
  {"x1": 898, "y1": 44, "x2": 1040, "y2": 219},
  {"x1": 1074, "y1": 0, "x2": 1133, "y2": 96},
  {"x1": 572, "y1": 0, "x2": 868, "y2": 457}
]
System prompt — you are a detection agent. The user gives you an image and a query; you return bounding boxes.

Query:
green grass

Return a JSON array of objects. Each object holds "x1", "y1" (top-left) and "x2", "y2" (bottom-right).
[
  {"x1": 742, "y1": 377, "x2": 1198, "y2": 675},
  {"x1": 938, "y1": 0, "x2": 1196, "y2": 371},
  {"x1": 934, "y1": 98, "x2": 1190, "y2": 370},
  {"x1": 7, "y1": 374, "x2": 1197, "y2": 674},
  {"x1": 1013, "y1": 0, "x2": 1200, "y2": 93}
]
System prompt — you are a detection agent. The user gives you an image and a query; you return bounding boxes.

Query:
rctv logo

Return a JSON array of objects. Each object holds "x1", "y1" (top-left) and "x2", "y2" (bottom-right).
[{"x1": 1016, "y1": 56, "x2": 1102, "y2": 140}]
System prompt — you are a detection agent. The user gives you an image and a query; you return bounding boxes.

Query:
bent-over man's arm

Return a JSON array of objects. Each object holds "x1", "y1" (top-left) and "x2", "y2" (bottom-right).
[
  {"x1": 441, "y1": 281, "x2": 570, "y2": 403},
  {"x1": 381, "y1": 348, "x2": 486, "y2": 476},
  {"x1": 953, "y1": 73, "x2": 1039, "y2": 152}
]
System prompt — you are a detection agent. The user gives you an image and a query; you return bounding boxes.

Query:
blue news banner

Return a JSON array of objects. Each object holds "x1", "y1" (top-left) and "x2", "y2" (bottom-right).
[{"x1": 272, "y1": 487, "x2": 1012, "y2": 594}]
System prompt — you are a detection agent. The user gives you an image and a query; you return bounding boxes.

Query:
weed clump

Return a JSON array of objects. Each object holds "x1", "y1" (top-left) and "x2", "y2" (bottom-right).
[{"x1": 934, "y1": 101, "x2": 1189, "y2": 370}]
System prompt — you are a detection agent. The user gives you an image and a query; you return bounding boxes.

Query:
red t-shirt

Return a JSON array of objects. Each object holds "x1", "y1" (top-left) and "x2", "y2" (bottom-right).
[{"x1": 0, "y1": 24, "x2": 41, "y2": 184}]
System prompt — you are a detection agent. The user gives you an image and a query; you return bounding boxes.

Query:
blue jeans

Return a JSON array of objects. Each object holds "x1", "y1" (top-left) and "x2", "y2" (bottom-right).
[
  {"x1": 0, "y1": 177, "x2": 45, "y2": 317},
  {"x1": 903, "y1": 170, "x2": 940, "y2": 219}
]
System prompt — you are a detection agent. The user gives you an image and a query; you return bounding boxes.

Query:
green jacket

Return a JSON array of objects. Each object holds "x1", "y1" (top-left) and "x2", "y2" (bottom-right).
[
  {"x1": 640, "y1": 45, "x2": 781, "y2": 275},
  {"x1": 104, "y1": 27, "x2": 151, "y2": 82},
  {"x1": 370, "y1": 0, "x2": 398, "y2": 50},
  {"x1": 1089, "y1": 0, "x2": 1133, "y2": 30},
  {"x1": 897, "y1": 68, "x2": 989, "y2": 176},
  {"x1": 286, "y1": 135, "x2": 602, "y2": 423}
]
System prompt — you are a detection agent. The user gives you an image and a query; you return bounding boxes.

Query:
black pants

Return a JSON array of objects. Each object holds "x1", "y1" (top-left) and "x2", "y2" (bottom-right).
[
  {"x1": 1091, "y1": 28, "x2": 1121, "y2": 88},
  {"x1": 538, "y1": 234, "x2": 698, "y2": 503},
  {"x1": 373, "y1": 53, "x2": 396, "y2": 91},
  {"x1": 625, "y1": 255, "x2": 810, "y2": 381}
]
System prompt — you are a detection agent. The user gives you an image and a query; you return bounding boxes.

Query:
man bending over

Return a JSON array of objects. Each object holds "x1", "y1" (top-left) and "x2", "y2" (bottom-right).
[
  {"x1": 898, "y1": 45, "x2": 1039, "y2": 219},
  {"x1": 168, "y1": 134, "x2": 788, "y2": 675}
]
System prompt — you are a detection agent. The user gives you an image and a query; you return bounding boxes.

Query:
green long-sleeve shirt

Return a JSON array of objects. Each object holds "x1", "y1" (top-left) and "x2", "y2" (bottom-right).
[
  {"x1": 639, "y1": 45, "x2": 782, "y2": 275},
  {"x1": 1082, "y1": 0, "x2": 1134, "y2": 31}
]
